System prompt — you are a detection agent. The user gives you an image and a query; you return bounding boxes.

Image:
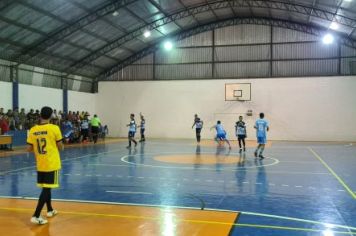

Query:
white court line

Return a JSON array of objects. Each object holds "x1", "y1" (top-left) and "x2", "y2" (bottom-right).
[
  {"x1": 105, "y1": 191, "x2": 153, "y2": 195},
  {"x1": 0, "y1": 195, "x2": 354, "y2": 232},
  {"x1": 0, "y1": 148, "x2": 124, "y2": 176},
  {"x1": 90, "y1": 163, "x2": 329, "y2": 175}
]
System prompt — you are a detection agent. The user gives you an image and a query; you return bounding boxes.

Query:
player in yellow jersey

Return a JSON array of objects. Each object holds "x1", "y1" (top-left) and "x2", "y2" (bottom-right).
[{"x1": 27, "y1": 106, "x2": 64, "y2": 225}]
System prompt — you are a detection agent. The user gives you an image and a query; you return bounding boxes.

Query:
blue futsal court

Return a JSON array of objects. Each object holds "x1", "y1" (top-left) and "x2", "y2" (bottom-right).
[{"x1": 1, "y1": 140, "x2": 355, "y2": 235}]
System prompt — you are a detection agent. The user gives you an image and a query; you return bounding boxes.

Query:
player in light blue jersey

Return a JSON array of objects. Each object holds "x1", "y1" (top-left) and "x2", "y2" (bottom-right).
[
  {"x1": 210, "y1": 120, "x2": 231, "y2": 149},
  {"x1": 126, "y1": 113, "x2": 137, "y2": 148},
  {"x1": 254, "y1": 113, "x2": 269, "y2": 159}
]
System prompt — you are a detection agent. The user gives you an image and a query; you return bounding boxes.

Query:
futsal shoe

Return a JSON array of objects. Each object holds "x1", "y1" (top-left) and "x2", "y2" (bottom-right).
[
  {"x1": 47, "y1": 210, "x2": 58, "y2": 217},
  {"x1": 239, "y1": 148, "x2": 242, "y2": 153},
  {"x1": 31, "y1": 216, "x2": 48, "y2": 225},
  {"x1": 254, "y1": 151, "x2": 258, "y2": 157},
  {"x1": 243, "y1": 147, "x2": 246, "y2": 152},
  {"x1": 259, "y1": 155, "x2": 265, "y2": 160}
]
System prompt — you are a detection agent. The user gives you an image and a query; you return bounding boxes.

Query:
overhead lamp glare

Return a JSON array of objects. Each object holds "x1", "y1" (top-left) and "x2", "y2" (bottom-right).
[
  {"x1": 322, "y1": 34, "x2": 334, "y2": 44},
  {"x1": 143, "y1": 30, "x2": 151, "y2": 38},
  {"x1": 164, "y1": 41, "x2": 173, "y2": 50},
  {"x1": 330, "y1": 22, "x2": 339, "y2": 30}
]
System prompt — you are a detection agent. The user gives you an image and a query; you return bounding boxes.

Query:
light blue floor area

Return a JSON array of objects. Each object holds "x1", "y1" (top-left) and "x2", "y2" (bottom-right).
[{"x1": 0, "y1": 139, "x2": 356, "y2": 235}]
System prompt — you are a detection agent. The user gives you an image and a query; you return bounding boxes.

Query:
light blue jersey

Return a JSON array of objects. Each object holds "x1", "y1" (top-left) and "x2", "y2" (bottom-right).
[
  {"x1": 216, "y1": 124, "x2": 225, "y2": 135},
  {"x1": 129, "y1": 120, "x2": 136, "y2": 132},
  {"x1": 215, "y1": 124, "x2": 227, "y2": 140},
  {"x1": 255, "y1": 119, "x2": 268, "y2": 138}
]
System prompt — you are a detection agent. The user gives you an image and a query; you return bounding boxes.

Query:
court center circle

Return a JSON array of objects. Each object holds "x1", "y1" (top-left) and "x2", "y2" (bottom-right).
[{"x1": 120, "y1": 152, "x2": 279, "y2": 170}]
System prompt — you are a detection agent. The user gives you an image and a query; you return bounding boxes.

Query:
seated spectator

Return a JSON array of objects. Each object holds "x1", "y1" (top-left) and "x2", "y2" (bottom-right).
[{"x1": 61, "y1": 119, "x2": 74, "y2": 143}]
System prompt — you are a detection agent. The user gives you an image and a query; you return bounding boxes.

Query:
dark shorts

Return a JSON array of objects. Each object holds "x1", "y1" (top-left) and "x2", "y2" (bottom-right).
[
  {"x1": 37, "y1": 170, "x2": 59, "y2": 188},
  {"x1": 196, "y1": 128, "x2": 202, "y2": 134},
  {"x1": 140, "y1": 128, "x2": 145, "y2": 135},
  {"x1": 81, "y1": 129, "x2": 89, "y2": 137},
  {"x1": 237, "y1": 135, "x2": 246, "y2": 140},
  {"x1": 128, "y1": 131, "x2": 136, "y2": 138},
  {"x1": 91, "y1": 126, "x2": 99, "y2": 134}
]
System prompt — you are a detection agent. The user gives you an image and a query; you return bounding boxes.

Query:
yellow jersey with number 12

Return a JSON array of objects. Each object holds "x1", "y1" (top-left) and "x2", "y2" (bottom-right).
[{"x1": 27, "y1": 124, "x2": 63, "y2": 172}]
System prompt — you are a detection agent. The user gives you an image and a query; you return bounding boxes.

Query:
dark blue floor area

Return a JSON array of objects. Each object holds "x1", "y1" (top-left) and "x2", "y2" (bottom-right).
[{"x1": 1, "y1": 140, "x2": 356, "y2": 235}]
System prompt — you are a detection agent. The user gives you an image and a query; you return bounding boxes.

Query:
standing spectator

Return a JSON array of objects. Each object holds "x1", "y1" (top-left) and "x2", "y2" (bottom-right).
[
  {"x1": 80, "y1": 111, "x2": 85, "y2": 121},
  {"x1": 0, "y1": 115, "x2": 10, "y2": 150},
  {"x1": 13, "y1": 107, "x2": 20, "y2": 130},
  {"x1": 27, "y1": 106, "x2": 63, "y2": 225},
  {"x1": 58, "y1": 111, "x2": 63, "y2": 124},
  {"x1": 67, "y1": 111, "x2": 73, "y2": 122},
  {"x1": 27, "y1": 109, "x2": 35, "y2": 129},
  {"x1": 19, "y1": 108, "x2": 26, "y2": 130},
  {"x1": 0, "y1": 108, "x2": 4, "y2": 116},
  {"x1": 34, "y1": 110, "x2": 40, "y2": 125},
  {"x1": 80, "y1": 118, "x2": 89, "y2": 143},
  {"x1": 51, "y1": 109, "x2": 59, "y2": 125},
  {"x1": 6, "y1": 109, "x2": 15, "y2": 130},
  {"x1": 90, "y1": 114, "x2": 101, "y2": 144}
]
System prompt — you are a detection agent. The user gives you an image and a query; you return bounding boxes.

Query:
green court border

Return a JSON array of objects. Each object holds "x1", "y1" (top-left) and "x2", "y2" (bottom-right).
[{"x1": 308, "y1": 147, "x2": 356, "y2": 199}]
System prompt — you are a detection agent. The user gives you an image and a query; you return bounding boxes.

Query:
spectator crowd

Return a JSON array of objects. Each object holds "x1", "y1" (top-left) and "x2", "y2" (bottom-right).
[{"x1": 0, "y1": 107, "x2": 108, "y2": 147}]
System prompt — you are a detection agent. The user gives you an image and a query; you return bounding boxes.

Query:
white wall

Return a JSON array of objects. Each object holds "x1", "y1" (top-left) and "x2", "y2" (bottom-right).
[
  {"x1": 68, "y1": 90, "x2": 97, "y2": 115},
  {"x1": 19, "y1": 84, "x2": 63, "y2": 111},
  {"x1": 0, "y1": 81, "x2": 12, "y2": 110},
  {"x1": 97, "y1": 76, "x2": 356, "y2": 141}
]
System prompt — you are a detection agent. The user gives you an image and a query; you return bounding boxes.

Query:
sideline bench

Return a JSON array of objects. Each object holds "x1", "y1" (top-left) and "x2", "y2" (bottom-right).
[{"x1": 0, "y1": 135, "x2": 13, "y2": 151}]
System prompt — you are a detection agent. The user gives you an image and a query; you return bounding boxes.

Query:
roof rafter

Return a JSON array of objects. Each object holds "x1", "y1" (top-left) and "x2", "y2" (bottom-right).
[
  {"x1": 65, "y1": 0, "x2": 356, "y2": 76},
  {"x1": 99, "y1": 17, "x2": 356, "y2": 80},
  {"x1": 12, "y1": 0, "x2": 139, "y2": 63}
]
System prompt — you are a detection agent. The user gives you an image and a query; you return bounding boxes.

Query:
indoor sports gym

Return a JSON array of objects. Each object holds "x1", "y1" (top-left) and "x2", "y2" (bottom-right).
[{"x1": 0, "y1": 0, "x2": 356, "y2": 235}]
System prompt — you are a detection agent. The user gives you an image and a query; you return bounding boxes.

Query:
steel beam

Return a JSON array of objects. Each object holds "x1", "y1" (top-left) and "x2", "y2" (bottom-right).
[
  {"x1": 98, "y1": 17, "x2": 356, "y2": 80},
  {"x1": 68, "y1": 0, "x2": 356, "y2": 75},
  {"x1": 13, "y1": 0, "x2": 138, "y2": 61}
]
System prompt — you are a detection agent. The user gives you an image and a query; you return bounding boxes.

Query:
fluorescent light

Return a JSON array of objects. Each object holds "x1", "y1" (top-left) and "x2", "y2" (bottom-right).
[
  {"x1": 330, "y1": 22, "x2": 339, "y2": 30},
  {"x1": 322, "y1": 34, "x2": 334, "y2": 44},
  {"x1": 112, "y1": 11, "x2": 119, "y2": 16},
  {"x1": 164, "y1": 41, "x2": 173, "y2": 50},
  {"x1": 344, "y1": 0, "x2": 352, "y2": 2},
  {"x1": 143, "y1": 30, "x2": 151, "y2": 38}
]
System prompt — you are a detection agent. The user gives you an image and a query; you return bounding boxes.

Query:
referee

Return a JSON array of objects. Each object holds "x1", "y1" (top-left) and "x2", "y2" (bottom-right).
[{"x1": 90, "y1": 114, "x2": 101, "y2": 144}]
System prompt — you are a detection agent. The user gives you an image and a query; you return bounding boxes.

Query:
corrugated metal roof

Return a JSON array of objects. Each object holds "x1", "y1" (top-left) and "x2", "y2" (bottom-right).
[{"x1": 0, "y1": 0, "x2": 355, "y2": 80}]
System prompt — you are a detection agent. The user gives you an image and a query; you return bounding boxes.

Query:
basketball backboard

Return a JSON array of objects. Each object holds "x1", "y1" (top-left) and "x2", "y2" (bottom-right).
[{"x1": 225, "y1": 83, "x2": 251, "y2": 101}]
